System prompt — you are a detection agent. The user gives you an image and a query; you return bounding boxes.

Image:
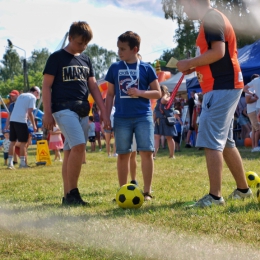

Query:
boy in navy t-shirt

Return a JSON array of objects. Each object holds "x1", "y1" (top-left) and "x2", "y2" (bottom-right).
[
  {"x1": 42, "y1": 21, "x2": 109, "y2": 206},
  {"x1": 105, "y1": 31, "x2": 161, "y2": 201}
]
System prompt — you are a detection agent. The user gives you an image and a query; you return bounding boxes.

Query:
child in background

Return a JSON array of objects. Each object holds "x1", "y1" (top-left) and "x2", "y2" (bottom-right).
[
  {"x1": 104, "y1": 106, "x2": 117, "y2": 157},
  {"x1": 88, "y1": 116, "x2": 96, "y2": 152},
  {"x1": 129, "y1": 134, "x2": 138, "y2": 185},
  {"x1": 1, "y1": 131, "x2": 11, "y2": 165},
  {"x1": 49, "y1": 124, "x2": 63, "y2": 161},
  {"x1": 173, "y1": 110, "x2": 183, "y2": 152},
  {"x1": 92, "y1": 103, "x2": 102, "y2": 151}
]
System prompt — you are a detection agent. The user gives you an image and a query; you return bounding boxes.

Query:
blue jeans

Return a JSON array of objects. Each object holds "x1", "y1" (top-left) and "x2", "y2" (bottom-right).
[{"x1": 114, "y1": 115, "x2": 154, "y2": 154}]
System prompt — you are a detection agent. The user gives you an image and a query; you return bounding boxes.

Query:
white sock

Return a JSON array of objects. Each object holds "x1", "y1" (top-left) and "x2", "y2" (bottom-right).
[
  {"x1": 20, "y1": 156, "x2": 26, "y2": 166},
  {"x1": 8, "y1": 155, "x2": 13, "y2": 166}
]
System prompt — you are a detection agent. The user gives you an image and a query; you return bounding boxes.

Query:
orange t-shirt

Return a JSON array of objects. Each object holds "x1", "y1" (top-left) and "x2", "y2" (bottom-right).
[{"x1": 195, "y1": 9, "x2": 244, "y2": 93}]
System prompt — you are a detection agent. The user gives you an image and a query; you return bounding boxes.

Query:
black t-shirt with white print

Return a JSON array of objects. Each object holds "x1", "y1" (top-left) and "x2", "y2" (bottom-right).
[{"x1": 43, "y1": 49, "x2": 94, "y2": 111}]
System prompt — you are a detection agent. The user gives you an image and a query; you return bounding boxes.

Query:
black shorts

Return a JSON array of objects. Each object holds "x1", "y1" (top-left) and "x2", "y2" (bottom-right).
[
  {"x1": 88, "y1": 136, "x2": 95, "y2": 143},
  {"x1": 173, "y1": 133, "x2": 181, "y2": 143},
  {"x1": 189, "y1": 116, "x2": 195, "y2": 131},
  {"x1": 9, "y1": 122, "x2": 29, "y2": 142}
]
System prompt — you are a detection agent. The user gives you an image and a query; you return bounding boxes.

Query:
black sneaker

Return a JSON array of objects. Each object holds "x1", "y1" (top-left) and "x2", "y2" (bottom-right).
[
  {"x1": 130, "y1": 180, "x2": 138, "y2": 186},
  {"x1": 185, "y1": 143, "x2": 192, "y2": 148},
  {"x1": 62, "y1": 197, "x2": 66, "y2": 205},
  {"x1": 65, "y1": 188, "x2": 89, "y2": 206}
]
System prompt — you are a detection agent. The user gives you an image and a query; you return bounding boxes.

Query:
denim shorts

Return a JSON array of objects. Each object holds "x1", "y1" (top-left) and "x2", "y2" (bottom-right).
[
  {"x1": 238, "y1": 114, "x2": 250, "y2": 126},
  {"x1": 53, "y1": 109, "x2": 89, "y2": 151},
  {"x1": 104, "y1": 128, "x2": 114, "y2": 134},
  {"x1": 3, "y1": 152, "x2": 8, "y2": 160},
  {"x1": 196, "y1": 89, "x2": 242, "y2": 151},
  {"x1": 114, "y1": 115, "x2": 154, "y2": 154}
]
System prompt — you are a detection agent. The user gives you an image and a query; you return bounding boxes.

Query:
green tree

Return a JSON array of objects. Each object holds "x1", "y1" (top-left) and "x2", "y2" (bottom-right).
[
  {"x1": 0, "y1": 47, "x2": 50, "y2": 93},
  {"x1": 0, "y1": 49, "x2": 22, "y2": 81},
  {"x1": 161, "y1": 0, "x2": 260, "y2": 56},
  {"x1": 0, "y1": 75, "x2": 23, "y2": 97},
  {"x1": 159, "y1": 47, "x2": 188, "y2": 73},
  {"x1": 27, "y1": 48, "x2": 50, "y2": 74},
  {"x1": 83, "y1": 44, "x2": 118, "y2": 80},
  {"x1": 160, "y1": 46, "x2": 188, "y2": 62},
  {"x1": 28, "y1": 71, "x2": 45, "y2": 88},
  {"x1": 26, "y1": 48, "x2": 51, "y2": 89}
]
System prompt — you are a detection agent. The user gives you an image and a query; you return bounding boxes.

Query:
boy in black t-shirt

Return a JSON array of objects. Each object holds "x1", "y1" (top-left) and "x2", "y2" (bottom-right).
[{"x1": 42, "y1": 21, "x2": 109, "y2": 206}]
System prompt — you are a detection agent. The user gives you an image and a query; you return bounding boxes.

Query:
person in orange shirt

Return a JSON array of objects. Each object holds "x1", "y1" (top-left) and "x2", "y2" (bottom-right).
[{"x1": 177, "y1": 0, "x2": 252, "y2": 207}]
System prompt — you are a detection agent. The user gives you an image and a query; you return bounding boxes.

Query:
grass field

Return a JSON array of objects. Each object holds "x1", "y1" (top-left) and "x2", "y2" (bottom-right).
[{"x1": 1, "y1": 142, "x2": 260, "y2": 259}]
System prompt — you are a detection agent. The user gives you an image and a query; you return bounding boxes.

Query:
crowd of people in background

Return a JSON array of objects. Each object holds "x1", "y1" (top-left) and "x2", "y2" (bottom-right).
[{"x1": 2, "y1": 81, "x2": 257, "y2": 166}]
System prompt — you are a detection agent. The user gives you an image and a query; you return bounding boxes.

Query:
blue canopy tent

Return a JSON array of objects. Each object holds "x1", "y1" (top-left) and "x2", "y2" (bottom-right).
[
  {"x1": 238, "y1": 39, "x2": 260, "y2": 84},
  {"x1": 186, "y1": 77, "x2": 201, "y2": 99}
]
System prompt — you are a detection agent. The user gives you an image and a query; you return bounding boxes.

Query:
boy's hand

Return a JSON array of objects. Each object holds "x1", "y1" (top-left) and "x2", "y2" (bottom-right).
[
  {"x1": 177, "y1": 60, "x2": 195, "y2": 75},
  {"x1": 43, "y1": 112, "x2": 56, "y2": 131},
  {"x1": 127, "y1": 87, "x2": 139, "y2": 98},
  {"x1": 102, "y1": 113, "x2": 111, "y2": 131},
  {"x1": 104, "y1": 121, "x2": 112, "y2": 131}
]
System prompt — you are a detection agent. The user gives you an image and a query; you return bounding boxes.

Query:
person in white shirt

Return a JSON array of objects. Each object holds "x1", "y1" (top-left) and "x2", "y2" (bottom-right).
[
  {"x1": 244, "y1": 75, "x2": 260, "y2": 113},
  {"x1": 244, "y1": 74, "x2": 260, "y2": 152},
  {"x1": 7, "y1": 86, "x2": 40, "y2": 169}
]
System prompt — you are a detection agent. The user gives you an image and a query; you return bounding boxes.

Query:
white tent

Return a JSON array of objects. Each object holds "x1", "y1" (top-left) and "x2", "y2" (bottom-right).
[{"x1": 160, "y1": 71, "x2": 197, "y2": 92}]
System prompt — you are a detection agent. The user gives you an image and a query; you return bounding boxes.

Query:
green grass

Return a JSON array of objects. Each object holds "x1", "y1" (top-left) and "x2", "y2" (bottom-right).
[{"x1": 1, "y1": 142, "x2": 260, "y2": 259}]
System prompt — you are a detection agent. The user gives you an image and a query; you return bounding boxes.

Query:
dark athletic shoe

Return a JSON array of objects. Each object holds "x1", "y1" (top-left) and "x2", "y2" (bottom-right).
[
  {"x1": 62, "y1": 197, "x2": 66, "y2": 205},
  {"x1": 130, "y1": 180, "x2": 138, "y2": 186},
  {"x1": 65, "y1": 188, "x2": 89, "y2": 206}
]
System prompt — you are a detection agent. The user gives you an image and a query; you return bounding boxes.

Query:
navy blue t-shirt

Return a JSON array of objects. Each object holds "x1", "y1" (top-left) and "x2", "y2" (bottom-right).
[
  {"x1": 105, "y1": 60, "x2": 157, "y2": 118},
  {"x1": 43, "y1": 49, "x2": 94, "y2": 109}
]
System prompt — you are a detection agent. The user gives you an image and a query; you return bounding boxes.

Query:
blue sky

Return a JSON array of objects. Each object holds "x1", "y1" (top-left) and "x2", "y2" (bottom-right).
[{"x1": 0, "y1": 0, "x2": 177, "y2": 63}]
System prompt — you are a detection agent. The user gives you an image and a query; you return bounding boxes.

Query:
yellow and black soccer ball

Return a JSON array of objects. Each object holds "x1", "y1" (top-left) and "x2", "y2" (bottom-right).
[
  {"x1": 116, "y1": 184, "x2": 144, "y2": 209},
  {"x1": 245, "y1": 171, "x2": 260, "y2": 188}
]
